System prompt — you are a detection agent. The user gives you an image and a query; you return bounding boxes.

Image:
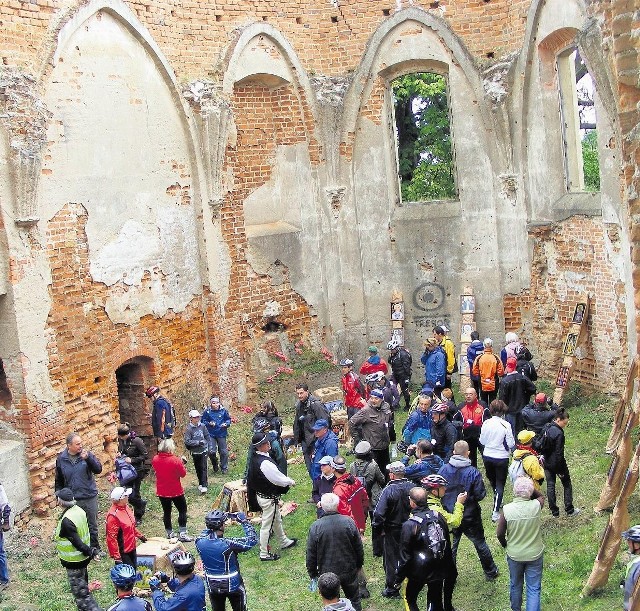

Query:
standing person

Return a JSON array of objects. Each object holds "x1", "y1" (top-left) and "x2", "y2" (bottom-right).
[
  {"x1": 294, "y1": 383, "x2": 329, "y2": 477},
  {"x1": 430, "y1": 403, "x2": 458, "y2": 463},
  {"x1": 312, "y1": 456, "x2": 338, "y2": 518},
  {"x1": 201, "y1": 396, "x2": 232, "y2": 476},
  {"x1": 55, "y1": 432, "x2": 103, "y2": 551},
  {"x1": 359, "y1": 346, "x2": 389, "y2": 380},
  {"x1": 117, "y1": 423, "x2": 149, "y2": 524},
  {"x1": 332, "y1": 456, "x2": 369, "y2": 535},
  {"x1": 310, "y1": 419, "x2": 339, "y2": 481},
  {"x1": 522, "y1": 393, "x2": 556, "y2": 433},
  {"x1": 195, "y1": 510, "x2": 257, "y2": 611},
  {"x1": 402, "y1": 393, "x2": 433, "y2": 445},
  {"x1": 317, "y1": 572, "x2": 356, "y2": 611},
  {"x1": 479, "y1": 400, "x2": 515, "y2": 522},
  {"x1": 0, "y1": 483, "x2": 10, "y2": 591},
  {"x1": 107, "y1": 563, "x2": 152, "y2": 611},
  {"x1": 53, "y1": 488, "x2": 102, "y2": 611},
  {"x1": 387, "y1": 339, "x2": 413, "y2": 412},
  {"x1": 542, "y1": 409, "x2": 580, "y2": 518},
  {"x1": 434, "y1": 326, "x2": 457, "y2": 396},
  {"x1": 252, "y1": 400, "x2": 283, "y2": 440},
  {"x1": 501, "y1": 332, "x2": 522, "y2": 367},
  {"x1": 439, "y1": 441, "x2": 499, "y2": 581},
  {"x1": 349, "y1": 441, "x2": 386, "y2": 520},
  {"x1": 148, "y1": 551, "x2": 206, "y2": 611},
  {"x1": 184, "y1": 410, "x2": 210, "y2": 494},
  {"x1": 306, "y1": 493, "x2": 365, "y2": 611},
  {"x1": 145, "y1": 386, "x2": 175, "y2": 440},
  {"x1": 151, "y1": 438, "x2": 192, "y2": 542},
  {"x1": 622, "y1": 526, "x2": 640, "y2": 611},
  {"x1": 510, "y1": 431, "x2": 545, "y2": 489},
  {"x1": 466, "y1": 331, "x2": 484, "y2": 396},
  {"x1": 105, "y1": 487, "x2": 147, "y2": 568},
  {"x1": 371, "y1": 462, "x2": 414, "y2": 599},
  {"x1": 515, "y1": 345, "x2": 538, "y2": 382},
  {"x1": 401, "y1": 440, "x2": 444, "y2": 483},
  {"x1": 341, "y1": 358, "x2": 366, "y2": 419},
  {"x1": 246, "y1": 432, "x2": 297, "y2": 561},
  {"x1": 496, "y1": 477, "x2": 545, "y2": 611},
  {"x1": 421, "y1": 339, "x2": 446, "y2": 398},
  {"x1": 472, "y1": 338, "x2": 504, "y2": 405},
  {"x1": 349, "y1": 389, "x2": 393, "y2": 476},
  {"x1": 499, "y1": 357, "x2": 536, "y2": 436},
  {"x1": 453, "y1": 388, "x2": 489, "y2": 468},
  {"x1": 394, "y1": 486, "x2": 455, "y2": 611}
]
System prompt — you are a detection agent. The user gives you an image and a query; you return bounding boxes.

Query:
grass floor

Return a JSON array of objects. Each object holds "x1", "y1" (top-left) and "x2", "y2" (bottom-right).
[{"x1": 0, "y1": 382, "x2": 632, "y2": 610}]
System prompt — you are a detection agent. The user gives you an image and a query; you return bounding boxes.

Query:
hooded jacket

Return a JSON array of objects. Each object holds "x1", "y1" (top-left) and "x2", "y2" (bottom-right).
[
  {"x1": 466, "y1": 340, "x2": 484, "y2": 381},
  {"x1": 439, "y1": 454, "x2": 487, "y2": 525},
  {"x1": 349, "y1": 402, "x2": 392, "y2": 450},
  {"x1": 421, "y1": 347, "x2": 446, "y2": 388}
]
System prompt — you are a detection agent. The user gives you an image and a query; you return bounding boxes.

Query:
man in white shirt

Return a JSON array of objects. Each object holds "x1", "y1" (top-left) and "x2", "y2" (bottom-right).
[{"x1": 246, "y1": 432, "x2": 297, "y2": 561}]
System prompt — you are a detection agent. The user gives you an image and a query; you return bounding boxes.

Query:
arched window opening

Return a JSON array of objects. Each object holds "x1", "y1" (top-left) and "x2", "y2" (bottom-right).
[
  {"x1": 116, "y1": 357, "x2": 153, "y2": 446},
  {"x1": 391, "y1": 72, "x2": 456, "y2": 202}
]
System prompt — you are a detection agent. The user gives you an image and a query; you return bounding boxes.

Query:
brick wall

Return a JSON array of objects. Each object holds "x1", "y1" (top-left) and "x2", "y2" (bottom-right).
[{"x1": 1, "y1": 1, "x2": 533, "y2": 79}]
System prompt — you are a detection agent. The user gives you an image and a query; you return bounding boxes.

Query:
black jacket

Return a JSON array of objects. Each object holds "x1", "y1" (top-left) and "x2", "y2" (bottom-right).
[
  {"x1": 522, "y1": 404, "x2": 556, "y2": 433},
  {"x1": 431, "y1": 418, "x2": 458, "y2": 462},
  {"x1": 543, "y1": 422, "x2": 567, "y2": 473},
  {"x1": 118, "y1": 435, "x2": 149, "y2": 475},
  {"x1": 389, "y1": 348, "x2": 413, "y2": 383},
  {"x1": 498, "y1": 372, "x2": 536, "y2": 414},
  {"x1": 372, "y1": 478, "x2": 413, "y2": 535},
  {"x1": 293, "y1": 395, "x2": 327, "y2": 448},
  {"x1": 515, "y1": 347, "x2": 538, "y2": 381},
  {"x1": 306, "y1": 512, "x2": 364, "y2": 582}
]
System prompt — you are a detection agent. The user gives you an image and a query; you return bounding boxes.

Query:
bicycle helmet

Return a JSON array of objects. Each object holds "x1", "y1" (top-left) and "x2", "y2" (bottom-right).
[
  {"x1": 387, "y1": 339, "x2": 399, "y2": 350},
  {"x1": 431, "y1": 403, "x2": 448, "y2": 414},
  {"x1": 421, "y1": 474, "x2": 449, "y2": 489},
  {"x1": 623, "y1": 526, "x2": 640, "y2": 543},
  {"x1": 205, "y1": 510, "x2": 226, "y2": 531},
  {"x1": 253, "y1": 417, "x2": 270, "y2": 432},
  {"x1": 365, "y1": 371, "x2": 385, "y2": 385},
  {"x1": 171, "y1": 551, "x2": 196, "y2": 576},
  {"x1": 145, "y1": 386, "x2": 159, "y2": 397},
  {"x1": 339, "y1": 358, "x2": 354, "y2": 367},
  {"x1": 110, "y1": 563, "x2": 138, "y2": 589}
]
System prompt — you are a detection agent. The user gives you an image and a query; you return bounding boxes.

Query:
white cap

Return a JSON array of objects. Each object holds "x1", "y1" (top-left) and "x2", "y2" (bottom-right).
[
  {"x1": 189, "y1": 410, "x2": 201, "y2": 418},
  {"x1": 110, "y1": 486, "x2": 132, "y2": 501}
]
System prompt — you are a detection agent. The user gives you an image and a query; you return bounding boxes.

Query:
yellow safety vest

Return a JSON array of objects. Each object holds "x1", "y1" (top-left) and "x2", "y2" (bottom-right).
[{"x1": 54, "y1": 505, "x2": 90, "y2": 564}]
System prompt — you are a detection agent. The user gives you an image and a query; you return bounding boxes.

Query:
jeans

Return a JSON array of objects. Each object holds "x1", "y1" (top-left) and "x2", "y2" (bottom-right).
[
  {"x1": 452, "y1": 520, "x2": 498, "y2": 576},
  {"x1": 0, "y1": 530, "x2": 8, "y2": 583},
  {"x1": 208, "y1": 437, "x2": 229, "y2": 473},
  {"x1": 507, "y1": 554, "x2": 543, "y2": 611},
  {"x1": 75, "y1": 496, "x2": 99, "y2": 549},
  {"x1": 483, "y1": 456, "x2": 509, "y2": 513},
  {"x1": 545, "y1": 469, "x2": 574, "y2": 515}
]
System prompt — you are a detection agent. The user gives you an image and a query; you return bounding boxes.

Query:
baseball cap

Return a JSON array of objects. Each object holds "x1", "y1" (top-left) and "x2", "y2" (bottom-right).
[
  {"x1": 386, "y1": 461, "x2": 406, "y2": 474},
  {"x1": 354, "y1": 440, "x2": 371, "y2": 455},
  {"x1": 145, "y1": 386, "x2": 159, "y2": 397},
  {"x1": 189, "y1": 410, "x2": 201, "y2": 418},
  {"x1": 517, "y1": 430, "x2": 535, "y2": 444},
  {"x1": 506, "y1": 357, "x2": 517, "y2": 372},
  {"x1": 110, "y1": 486, "x2": 133, "y2": 501},
  {"x1": 312, "y1": 419, "x2": 329, "y2": 431},
  {"x1": 55, "y1": 488, "x2": 75, "y2": 502},
  {"x1": 319, "y1": 455, "x2": 333, "y2": 465}
]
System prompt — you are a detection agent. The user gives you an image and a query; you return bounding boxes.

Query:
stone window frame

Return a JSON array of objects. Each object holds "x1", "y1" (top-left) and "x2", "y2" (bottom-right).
[{"x1": 382, "y1": 60, "x2": 460, "y2": 207}]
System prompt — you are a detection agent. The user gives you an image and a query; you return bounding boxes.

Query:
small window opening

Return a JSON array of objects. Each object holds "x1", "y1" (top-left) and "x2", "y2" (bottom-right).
[
  {"x1": 0, "y1": 359, "x2": 12, "y2": 408},
  {"x1": 391, "y1": 72, "x2": 456, "y2": 202},
  {"x1": 557, "y1": 47, "x2": 599, "y2": 192},
  {"x1": 331, "y1": 16, "x2": 338, "y2": 23}
]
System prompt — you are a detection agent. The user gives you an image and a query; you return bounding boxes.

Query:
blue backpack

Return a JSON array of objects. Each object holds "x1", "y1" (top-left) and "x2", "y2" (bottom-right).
[{"x1": 115, "y1": 457, "x2": 138, "y2": 486}]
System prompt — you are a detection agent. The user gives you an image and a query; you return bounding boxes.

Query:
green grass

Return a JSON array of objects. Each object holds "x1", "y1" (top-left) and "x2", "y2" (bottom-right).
[{"x1": 0, "y1": 383, "x2": 629, "y2": 610}]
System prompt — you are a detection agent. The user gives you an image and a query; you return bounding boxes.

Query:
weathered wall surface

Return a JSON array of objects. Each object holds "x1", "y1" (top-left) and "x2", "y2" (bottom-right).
[{"x1": 0, "y1": 0, "x2": 636, "y2": 516}]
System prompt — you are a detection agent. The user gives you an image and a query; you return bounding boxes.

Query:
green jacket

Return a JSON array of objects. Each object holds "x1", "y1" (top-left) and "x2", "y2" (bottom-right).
[{"x1": 427, "y1": 494, "x2": 463, "y2": 529}]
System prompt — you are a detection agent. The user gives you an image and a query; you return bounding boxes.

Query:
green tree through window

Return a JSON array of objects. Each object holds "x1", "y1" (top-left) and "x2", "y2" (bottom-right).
[{"x1": 391, "y1": 72, "x2": 456, "y2": 201}]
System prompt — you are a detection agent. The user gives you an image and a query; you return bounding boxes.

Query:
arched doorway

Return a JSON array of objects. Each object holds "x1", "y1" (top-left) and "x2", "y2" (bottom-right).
[{"x1": 115, "y1": 357, "x2": 153, "y2": 449}]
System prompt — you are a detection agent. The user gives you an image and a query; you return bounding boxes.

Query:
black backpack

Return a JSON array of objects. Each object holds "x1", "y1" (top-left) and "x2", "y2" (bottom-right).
[
  {"x1": 531, "y1": 423, "x2": 553, "y2": 454},
  {"x1": 415, "y1": 510, "x2": 447, "y2": 560}
]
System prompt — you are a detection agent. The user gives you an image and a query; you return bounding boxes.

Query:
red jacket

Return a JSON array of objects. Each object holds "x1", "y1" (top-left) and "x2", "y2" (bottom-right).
[
  {"x1": 342, "y1": 372, "x2": 365, "y2": 410},
  {"x1": 334, "y1": 473, "x2": 369, "y2": 533},
  {"x1": 359, "y1": 359, "x2": 389, "y2": 377},
  {"x1": 152, "y1": 452, "x2": 186, "y2": 497},
  {"x1": 105, "y1": 503, "x2": 143, "y2": 559}
]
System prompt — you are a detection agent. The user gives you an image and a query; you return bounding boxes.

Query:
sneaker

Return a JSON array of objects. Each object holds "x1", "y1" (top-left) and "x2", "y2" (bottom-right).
[
  {"x1": 491, "y1": 511, "x2": 500, "y2": 522},
  {"x1": 178, "y1": 532, "x2": 193, "y2": 542},
  {"x1": 168, "y1": 531, "x2": 178, "y2": 539},
  {"x1": 282, "y1": 538, "x2": 298, "y2": 550},
  {"x1": 260, "y1": 552, "x2": 280, "y2": 561},
  {"x1": 198, "y1": 485, "x2": 207, "y2": 494},
  {"x1": 567, "y1": 508, "x2": 581, "y2": 517}
]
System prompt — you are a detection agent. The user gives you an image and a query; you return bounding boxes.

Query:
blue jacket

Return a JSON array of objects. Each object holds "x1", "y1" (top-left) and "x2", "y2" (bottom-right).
[
  {"x1": 310, "y1": 430, "x2": 339, "y2": 480},
  {"x1": 107, "y1": 595, "x2": 153, "y2": 611},
  {"x1": 466, "y1": 341, "x2": 484, "y2": 381},
  {"x1": 152, "y1": 574, "x2": 206, "y2": 611},
  {"x1": 152, "y1": 396, "x2": 175, "y2": 439},
  {"x1": 401, "y1": 454, "x2": 444, "y2": 482},
  {"x1": 438, "y1": 454, "x2": 487, "y2": 525},
  {"x1": 195, "y1": 520, "x2": 257, "y2": 593},
  {"x1": 54, "y1": 449, "x2": 102, "y2": 500},
  {"x1": 421, "y1": 348, "x2": 446, "y2": 387},
  {"x1": 402, "y1": 410, "x2": 432, "y2": 444},
  {"x1": 201, "y1": 407, "x2": 232, "y2": 438}
]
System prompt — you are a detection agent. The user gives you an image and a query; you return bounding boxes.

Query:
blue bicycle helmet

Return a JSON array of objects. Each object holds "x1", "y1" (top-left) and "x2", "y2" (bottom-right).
[{"x1": 110, "y1": 563, "x2": 138, "y2": 589}]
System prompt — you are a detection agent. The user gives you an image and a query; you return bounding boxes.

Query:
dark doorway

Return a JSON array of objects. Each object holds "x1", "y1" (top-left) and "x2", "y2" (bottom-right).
[
  {"x1": 0, "y1": 359, "x2": 12, "y2": 408},
  {"x1": 116, "y1": 357, "x2": 153, "y2": 451}
]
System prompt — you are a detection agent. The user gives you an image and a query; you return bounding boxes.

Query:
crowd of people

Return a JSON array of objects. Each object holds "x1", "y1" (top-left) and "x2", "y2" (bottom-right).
[{"x1": 1, "y1": 330, "x2": 637, "y2": 611}]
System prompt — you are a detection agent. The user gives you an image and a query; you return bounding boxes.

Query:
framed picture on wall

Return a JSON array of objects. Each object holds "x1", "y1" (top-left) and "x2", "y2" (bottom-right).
[
  {"x1": 563, "y1": 333, "x2": 578, "y2": 356},
  {"x1": 460, "y1": 295, "x2": 476, "y2": 314},
  {"x1": 391, "y1": 302, "x2": 405, "y2": 321},
  {"x1": 391, "y1": 328, "x2": 404, "y2": 346},
  {"x1": 458, "y1": 354, "x2": 470, "y2": 375},
  {"x1": 572, "y1": 303, "x2": 587, "y2": 325},
  {"x1": 460, "y1": 322, "x2": 476, "y2": 343},
  {"x1": 556, "y1": 365, "x2": 570, "y2": 388}
]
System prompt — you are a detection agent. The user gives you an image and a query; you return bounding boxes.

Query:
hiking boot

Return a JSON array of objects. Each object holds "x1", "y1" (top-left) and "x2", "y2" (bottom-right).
[
  {"x1": 381, "y1": 588, "x2": 400, "y2": 599},
  {"x1": 567, "y1": 508, "x2": 581, "y2": 517},
  {"x1": 485, "y1": 569, "x2": 499, "y2": 581},
  {"x1": 260, "y1": 553, "x2": 280, "y2": 561},
  {"x1": 178, "y1": 531, "x2": 193, "y2": 542},
  {"x1": 167, "y1": 531, "x2": 178, "y2": 539}
]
